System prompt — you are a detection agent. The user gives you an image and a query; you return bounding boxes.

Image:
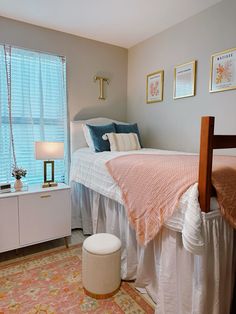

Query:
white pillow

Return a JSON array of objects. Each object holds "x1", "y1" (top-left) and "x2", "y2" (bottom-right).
[
  {"x1": 70, "y1": 118, "x2": 128, "y2": 154},
  {"x1": 103, "y1": 132, "x2": 141, "y2": 151},
  {"x1": 82, "y1": 124, "x2": 95, "y2": 150}
]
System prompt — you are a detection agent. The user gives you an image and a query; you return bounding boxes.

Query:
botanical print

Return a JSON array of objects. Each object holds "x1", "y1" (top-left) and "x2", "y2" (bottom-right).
[
  {"x1": 146, "y1": 70, "x2": 164, "y2": 103},
  {"x1": 150, "y1": 79, "x2": 159, "y2": 97},
  {"x1": 210, "y1": 48, "x2": 236, "y2": 92},
  {"x1": 215, "y1": 60, "x2": 232, "y2": 84}
]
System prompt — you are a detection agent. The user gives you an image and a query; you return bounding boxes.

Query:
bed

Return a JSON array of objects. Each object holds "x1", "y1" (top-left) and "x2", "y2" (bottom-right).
[{"x1": 70, "y1": 116, "x2": 236, "y2": 314}]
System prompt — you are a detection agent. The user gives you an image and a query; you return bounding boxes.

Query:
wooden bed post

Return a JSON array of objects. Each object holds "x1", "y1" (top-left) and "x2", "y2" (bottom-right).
[
  {"x1": 198, "y1": 116, "x2": 236, "y2": 212},
  {"x1": 198, "y1": 116, "x2": 215, "y2": 213}
]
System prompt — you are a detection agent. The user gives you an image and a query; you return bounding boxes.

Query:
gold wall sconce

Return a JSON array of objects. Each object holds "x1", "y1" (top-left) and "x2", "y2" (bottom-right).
[{"x1": 94, "y1": 76, "x2": 109, "y2": 100}]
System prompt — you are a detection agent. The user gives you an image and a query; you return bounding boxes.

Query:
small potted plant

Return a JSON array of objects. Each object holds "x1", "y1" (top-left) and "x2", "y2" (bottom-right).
[{"x1": 12, "y1": 166, "x2": 27, "y2": 191}]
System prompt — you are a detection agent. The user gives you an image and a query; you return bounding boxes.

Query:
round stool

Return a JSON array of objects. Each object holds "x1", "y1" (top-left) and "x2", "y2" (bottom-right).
[{"x1": 82, "y1": 233, "x2": 121, "y2": 299}]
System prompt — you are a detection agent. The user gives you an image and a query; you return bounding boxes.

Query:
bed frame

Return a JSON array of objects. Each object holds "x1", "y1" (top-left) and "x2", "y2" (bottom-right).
[
  {"x1": 71, "y1": 115, "x2": 236, "y2": 214},
  {"x1": 198, "y1": 116, "x2": 236, "y2": 212}
]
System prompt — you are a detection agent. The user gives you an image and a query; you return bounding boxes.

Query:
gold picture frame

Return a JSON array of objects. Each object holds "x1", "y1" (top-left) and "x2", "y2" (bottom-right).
[
  {"x1": 209, "y1": 47, "x2": 236, "y2": 93},
  {"x1": 173, "y1": 60, "x2": 197, "y2": 99},
  {"x1": 146, "y1": 70, "x2": 164, "y2": 103}
]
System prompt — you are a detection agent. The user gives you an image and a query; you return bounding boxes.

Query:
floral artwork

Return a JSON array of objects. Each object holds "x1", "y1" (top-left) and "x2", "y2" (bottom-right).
[
  {"x1": 146, "y1": 70, "x2": 164, "y2": 103},
  {"x1": 210, "y1": 48, "x2": 236, "y2": 92},
  {"x1": 150, "y1": 80, "x2": 159, "y2": 97},
  {"x1": 215, "y1": 61, "x2": 232, "y2": 84}
]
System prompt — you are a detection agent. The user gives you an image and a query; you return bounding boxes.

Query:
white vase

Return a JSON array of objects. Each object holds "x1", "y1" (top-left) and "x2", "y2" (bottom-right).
[{"x1": 14, "y1": 179, "x2": 23, "y2": 191}]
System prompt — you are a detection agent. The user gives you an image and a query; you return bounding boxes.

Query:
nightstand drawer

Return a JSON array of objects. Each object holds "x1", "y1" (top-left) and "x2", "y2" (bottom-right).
[
  {"x1": 0, "y1": 197, "x2": 19, "y2": 252},
  {"x1": 19, "y1": 189, "x2": 71, "y2": 246}
]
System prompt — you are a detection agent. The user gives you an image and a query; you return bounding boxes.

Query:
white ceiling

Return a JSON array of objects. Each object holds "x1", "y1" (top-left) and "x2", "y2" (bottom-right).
[{"x1": 0, "y1": 0, "x2": 221, "y2": 48}]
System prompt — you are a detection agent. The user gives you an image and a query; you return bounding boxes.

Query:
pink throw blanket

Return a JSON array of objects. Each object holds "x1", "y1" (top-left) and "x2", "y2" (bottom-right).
[{"x1": 106, "y1": 154, "x2": 236, "y2": 245}]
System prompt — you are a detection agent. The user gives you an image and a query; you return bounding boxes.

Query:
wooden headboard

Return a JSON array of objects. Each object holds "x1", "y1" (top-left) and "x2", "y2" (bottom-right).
[{"x1": 198, "y1": 116, "x2": 236, "y2": 212}]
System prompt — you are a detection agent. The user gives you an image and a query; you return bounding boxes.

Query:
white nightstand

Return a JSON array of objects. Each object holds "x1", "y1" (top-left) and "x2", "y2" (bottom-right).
[{"x1": 0, "y1": 183, "x2": 71, "y2": 253}]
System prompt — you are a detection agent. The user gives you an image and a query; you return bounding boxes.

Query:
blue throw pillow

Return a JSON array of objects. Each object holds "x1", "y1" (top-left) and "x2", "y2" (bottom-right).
[
  {"x1": 114, "y1": 123, "x2": 142, "y2": 146},
  {"x1": 86, "y1": 123, "x2": 116, "y2": 152}
]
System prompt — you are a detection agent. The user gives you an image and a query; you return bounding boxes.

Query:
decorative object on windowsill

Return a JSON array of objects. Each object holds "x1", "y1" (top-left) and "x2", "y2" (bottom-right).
[
  {"x1": 12, "y1": 166, "x2": 27, "y2": 191},
  {"x1": 94, "y1": 76, "x2": 109, "y2": 100},
  {"x1": 35, "y1": 141, "x2": 64, "y2": 188},
  {"x1": 0, "y1": 183, "x2": 11, "y2": 193}
]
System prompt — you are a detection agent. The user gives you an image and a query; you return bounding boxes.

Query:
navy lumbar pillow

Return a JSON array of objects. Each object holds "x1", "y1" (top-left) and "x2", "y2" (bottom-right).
[
  {"x1": 86, "y1": 123, "x2": 116, "y2": 152},
  {"x1": 114, "y1": 123, "x2": 142, "y2": 146}
]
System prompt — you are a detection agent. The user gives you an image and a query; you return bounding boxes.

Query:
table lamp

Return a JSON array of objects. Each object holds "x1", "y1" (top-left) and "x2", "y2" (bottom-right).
[{"x1": 35, "y1": 141, "x2": 64, "y2": 188}]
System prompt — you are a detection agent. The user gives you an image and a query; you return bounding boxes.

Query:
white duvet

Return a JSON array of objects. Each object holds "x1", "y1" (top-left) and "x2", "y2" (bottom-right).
[{"x1": 70, "y1": 147, "x2": 220, "y2": 254}]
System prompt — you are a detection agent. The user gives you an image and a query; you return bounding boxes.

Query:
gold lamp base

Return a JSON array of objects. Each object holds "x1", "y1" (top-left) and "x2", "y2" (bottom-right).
[
  {"x1": 42, "y1": 182, "x2": 58, "y2": 188},
  {"x1": 42, "y1": 160, "x2": 58, "y2": 188}
]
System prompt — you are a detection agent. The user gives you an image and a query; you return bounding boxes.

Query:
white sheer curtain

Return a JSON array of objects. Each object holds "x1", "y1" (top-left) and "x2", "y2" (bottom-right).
[
  {"x1": 0, "y1": 45, "x2": 67, "y2": 184},
  {"x1": 0, "y1": 46, "x2": 12, "y2": 182}
]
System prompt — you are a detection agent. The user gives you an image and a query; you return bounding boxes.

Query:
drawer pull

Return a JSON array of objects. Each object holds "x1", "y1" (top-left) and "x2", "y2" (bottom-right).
[{"x1": 40, "y1": 195, "x2": 51, "y2": 199}]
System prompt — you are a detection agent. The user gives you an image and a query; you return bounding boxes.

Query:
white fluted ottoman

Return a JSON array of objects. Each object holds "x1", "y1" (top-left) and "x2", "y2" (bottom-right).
[{"x1": 82, "y1": 233, "x2": 121, "y2": 299}]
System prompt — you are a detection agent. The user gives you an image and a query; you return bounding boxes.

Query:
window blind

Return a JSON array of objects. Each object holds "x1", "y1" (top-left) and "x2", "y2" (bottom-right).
[{"x1": 0, "y1": 45, "x2": 67, "y2": 185}]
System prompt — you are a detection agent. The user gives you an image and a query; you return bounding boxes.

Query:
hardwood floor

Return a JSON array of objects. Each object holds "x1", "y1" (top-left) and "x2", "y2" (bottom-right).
[{"x1": 0, "y1": 229, "x2": 87, "y2": 263}]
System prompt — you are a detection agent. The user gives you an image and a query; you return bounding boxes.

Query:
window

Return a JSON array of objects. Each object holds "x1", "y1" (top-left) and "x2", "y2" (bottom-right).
[{"x1": 0, "y1": 45, "x2": 67, "y2": 185}]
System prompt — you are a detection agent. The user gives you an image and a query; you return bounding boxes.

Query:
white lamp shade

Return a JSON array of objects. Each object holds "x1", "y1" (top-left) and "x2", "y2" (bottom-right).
[{"x1": 35, "y1": 142, "x2": 64, "y2": 160}]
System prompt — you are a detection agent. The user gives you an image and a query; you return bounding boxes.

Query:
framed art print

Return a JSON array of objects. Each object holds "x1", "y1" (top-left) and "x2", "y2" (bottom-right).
[
  {"x1": 146, "y1": 70, "x2": 164, "y2": 103},
  {"x1": 173, "y1": 60, "x2": 196, "y2": 99},
  {"x1": 210, "y1": 47, "x2": 236, "y2": 93}
]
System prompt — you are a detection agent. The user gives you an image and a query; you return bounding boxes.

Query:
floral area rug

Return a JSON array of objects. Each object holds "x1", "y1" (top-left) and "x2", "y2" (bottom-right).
[{"x1": 0, "y1": 244, "x2": 154, "y2": 314}]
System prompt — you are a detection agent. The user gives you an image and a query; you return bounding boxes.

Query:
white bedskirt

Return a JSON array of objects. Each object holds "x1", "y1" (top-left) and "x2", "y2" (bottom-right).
[{"x1": 71, "y1": 181, "x2": 235, "y2": 314}]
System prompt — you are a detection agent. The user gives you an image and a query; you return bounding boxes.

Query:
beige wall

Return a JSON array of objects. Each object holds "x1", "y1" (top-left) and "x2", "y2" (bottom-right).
[
  {"x1": 1, "y1": 0, "x2": 236, "y2": 154},
  {"x1": 127, "y1": 0, "x2": 236, "y2": 153},
  {"x1": 0, "y1": 16, "x2": 127, "y2": 122}
]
